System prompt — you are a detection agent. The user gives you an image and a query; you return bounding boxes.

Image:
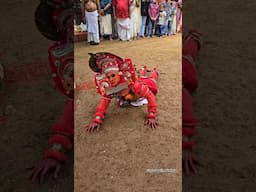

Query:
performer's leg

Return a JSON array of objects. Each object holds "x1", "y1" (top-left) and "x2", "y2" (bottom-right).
[
  {"x1": 148, "y1": 68, "x2": 159, "y2": 81},
  {"x1": 139, "y1": 66, "x2": 147, "y2": 76}
]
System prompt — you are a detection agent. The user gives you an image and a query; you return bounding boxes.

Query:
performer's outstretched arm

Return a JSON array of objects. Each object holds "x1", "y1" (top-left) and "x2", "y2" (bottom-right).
[
  {"x1": 28, "y1": 100, "x2": 74, "y2": 183},
  {"x1": 182, "y1": 88, "x2": 200, "y2": 176},
  {"x1": 44, "y1": 100, "x2": 74, "y2": 162},
  {"x1": 87, "y1": 96, "x2": 111, "y2": 132}
]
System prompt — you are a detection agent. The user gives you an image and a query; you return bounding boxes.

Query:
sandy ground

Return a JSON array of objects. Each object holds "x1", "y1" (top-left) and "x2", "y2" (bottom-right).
[
  {"x1": 183, "y1": 1, "x2": 256, "y2": 191},
  {"x1": 0, "y1": 1, "x2": 73, "y2": 191},
  {"x1": 74, "y1": 35, "x2": 182, "y2": 192}
]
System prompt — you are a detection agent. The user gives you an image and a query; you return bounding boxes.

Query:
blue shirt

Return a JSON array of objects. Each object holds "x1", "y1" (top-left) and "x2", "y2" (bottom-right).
[{"x1": 100, "y1": 0, "x2": 112, "y2": 14}]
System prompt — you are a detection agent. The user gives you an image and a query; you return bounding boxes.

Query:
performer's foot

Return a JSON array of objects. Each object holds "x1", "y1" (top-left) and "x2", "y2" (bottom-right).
[
  {"x1": 153, "y1": 67, "x2": 159, "y2": 75},
  {"x1": 130, "y1": 98, "x2": 148, "y2": 107},
  {"x1": 149, "y1": 67, "x2": 159, "y2": 80}
]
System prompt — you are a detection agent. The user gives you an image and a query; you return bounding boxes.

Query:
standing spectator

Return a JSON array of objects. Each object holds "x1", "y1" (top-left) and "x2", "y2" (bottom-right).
[
  {"x1": 148, "y1": 0, "x2": 159, "y2": 37},
  {"x1": 138, "y1": 0, "x2": 149, "y2": 38},
  {"x1": 176, "y1": 0, "x2": 182, "y2": 32},
  {"x1": 129, "y1": 0, "x2": 140, "y2": 39},
  {"x1": 83, "y1": 0, "x2": 101, "y2": 45},
  {"x1": 74, "y1": 0, "x2": 83, "y2": 26},
  {"x1": 157, "y1": 4, "x2": 166, "y2": 37},
  {"x1": 111, "y1": 1, "x2": 118, "y2": 39},
  {"x1": 166, "y1": 0, "x2": 175, "y2": 35},
  {"x1": 136, "y1": 0, "x2": 141, "y2": 36},
  {"x1": 163, "y1": 0, "x2": 172, "y2": 35},
  {"x1": 170, "y1": 0, "x2": 177, "y2": 35},
  {"x1": 100, "y1": 0, "x2": 113, "y2": 40},
  {"x1": 113, "y1": 0, "x2": 131, "y2": 41}
]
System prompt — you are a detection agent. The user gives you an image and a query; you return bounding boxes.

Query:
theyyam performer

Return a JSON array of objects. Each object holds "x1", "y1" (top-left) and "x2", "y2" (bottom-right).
[{"x1": 87, "y1": 52, "x2": 159, "y2": 132}]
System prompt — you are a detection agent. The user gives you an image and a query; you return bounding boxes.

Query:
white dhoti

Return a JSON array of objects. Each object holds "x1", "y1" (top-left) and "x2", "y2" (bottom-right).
[
  {"x1": 171, "y1": 14, "x2": 177, "y2": 35},
  {"x1": 100, "y1": 14, "x2": 112, "y2": 35},
  {"x1": 129, "y1": 3, "x2": 138, "y2": 38},
  {"x1": 85, "y1": 10, "x2": 100, "y2": 43},
  {"x1": 116, "y1": 18, "x2": 131, "y2": 41}
]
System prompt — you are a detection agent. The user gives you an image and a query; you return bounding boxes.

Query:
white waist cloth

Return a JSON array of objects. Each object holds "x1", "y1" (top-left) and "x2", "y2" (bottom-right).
[{"x1": 85, "y1": 10, "x2": 99, "y2": 33}]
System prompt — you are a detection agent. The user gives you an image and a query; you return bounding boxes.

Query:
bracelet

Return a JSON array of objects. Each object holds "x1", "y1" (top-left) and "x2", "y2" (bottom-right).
[
  {"x1": 48, "y1": 134, "x2": 72, "y2": 150},
  {"x1": 182, "y1": 141, "x2": 195, "y2": 150},
  {"x1": 147, "y1": 113, "x2": 156, "y2": 119},
  {"x1": 44, "y1": 149, "x2": 67, "y2": 162},
  {"x1": 182, "y1": 127, "x2": 196, "y2": 137},
  {"x1": 93, "y1": 116, "x2": 103, "y2": 124},
  {"x1": 51, "y1": 143, "x2": 65, "y2": 152}
]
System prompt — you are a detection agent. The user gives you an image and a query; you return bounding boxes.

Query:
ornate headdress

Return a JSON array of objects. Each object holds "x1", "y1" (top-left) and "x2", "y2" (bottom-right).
[{"x1": 88, "y1": 52, "x2": 136, "y2": 97}]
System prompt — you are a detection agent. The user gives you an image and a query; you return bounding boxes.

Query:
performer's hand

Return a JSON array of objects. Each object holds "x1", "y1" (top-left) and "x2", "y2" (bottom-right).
[
  {"x1": 145, "y1": 118, "x2": 158, "y2": 129},
  {"x1": 182, "y1": 149, "x2": 200, "y2": 176},
  {"x1": 27, "y1": 158, "x2": 62, "y2": 184},
  {"x1": 87, "y1": 122, "x2": 101, "y2": 132}
]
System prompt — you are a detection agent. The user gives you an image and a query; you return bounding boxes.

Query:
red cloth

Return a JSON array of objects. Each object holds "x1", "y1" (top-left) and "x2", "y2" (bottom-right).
[
  {"x1": 93, "y1": 97, "x2": 111, "y2": 123},
  {"x1": 51, "y1": 100, "x2": 74, "y2": 138},
  {"x1": 182, "y1": 31, "x2": 200, "y2": 93},
  {"x1": 113, "y1": 0, "x2": 130, "y2": 18},
  {"x1": 182, "y1": 57, "x2": 198, "y2": 93},
  {"x1": 129, "y1": 80, "x2": 157, "y2": 114},
  {"x1": 182, "y1": 30, "x2": 201, "y2": 150},
  {"x1": 182, "y1": 88, "x2": 196, "y2": 129},
  {"x1": 45, "y1": 100, "x2": 74, "y2": 161},
  {"x1": 182, "y1": 32, "x2": 200, "y2": 61},
  {"x1": 44, "y1": 149, "x2": 68, "y2": 162},
  {"x1": 93, "y1": 78, "x2": 158, "y2": 122},
  {"x1": 182, "y1": 141, "x2": 195, "y2": 150},
  {"x1": 138, "y1": 77, "x2": 158, "y2": 95},
  {"x1": 182, "y1": 88, "x2": 196, "y2": 149}
]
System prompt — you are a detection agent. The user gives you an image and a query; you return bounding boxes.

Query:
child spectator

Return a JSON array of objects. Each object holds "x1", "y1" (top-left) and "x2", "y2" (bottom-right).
[
  {"x1": 170, "y1": 0, "x2": 177, "y2": 35},
  {"x1": 157, "y1": 4, "x2": 166, "y2": 37},
  {"x1": 166, "y1": 0, "x2": 175, "y2": 35},
  {"x1": 148, "y1": 0, "x2": 159, "y2": 37}
]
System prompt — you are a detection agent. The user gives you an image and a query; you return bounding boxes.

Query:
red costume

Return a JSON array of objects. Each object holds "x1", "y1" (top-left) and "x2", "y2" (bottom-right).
[
  {"x1": 88, "y1": 52, "x2": 158, "y2": 129},
  {"x1": 182, "y1": 30, "x2": 201, "y2": 93},
  {"x1": 182, "y1": 30, "x2": 202, "y2": 150},
  {"x1": 35, "y1": 0, "x2": 74, "y2": 163}
]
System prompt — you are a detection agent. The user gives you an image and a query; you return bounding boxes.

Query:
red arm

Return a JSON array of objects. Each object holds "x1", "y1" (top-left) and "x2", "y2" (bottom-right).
[
  {"x1": 44, "y1": 100, "x2": 74, "y2": 163},
  {"x1": 92, "y1": 96, "x2": 111, "y2": 124},
  {"x1": 182, "y1": 56, "x2": 198, "y2": 93},
  {"x1": 182, "y1": 88, "x2": 196, "y2": 150}
]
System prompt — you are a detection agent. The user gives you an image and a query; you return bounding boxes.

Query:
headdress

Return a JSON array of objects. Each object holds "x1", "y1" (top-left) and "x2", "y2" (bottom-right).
[{"x1": 88, "y1": 52, "x2": 136, "y2": 97}]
